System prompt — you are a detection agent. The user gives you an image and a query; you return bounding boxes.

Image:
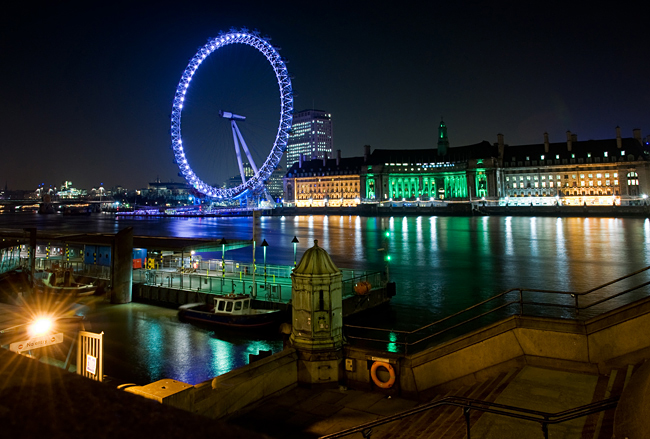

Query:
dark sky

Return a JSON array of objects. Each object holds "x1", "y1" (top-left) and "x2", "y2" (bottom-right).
[{"x1": 2, "y1": 1, "x2": 648, "y2": 191}]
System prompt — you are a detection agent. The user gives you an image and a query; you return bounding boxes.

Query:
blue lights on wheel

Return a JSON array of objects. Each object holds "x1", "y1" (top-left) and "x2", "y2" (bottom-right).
[{"x1": 170, "y1": 29, "x2": 293, "y2": 200}]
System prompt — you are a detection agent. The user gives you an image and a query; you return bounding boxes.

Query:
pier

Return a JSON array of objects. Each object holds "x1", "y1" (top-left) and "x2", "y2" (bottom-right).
[{"x1": 0, "y1": 228, "x2": 393, "y2": 318}]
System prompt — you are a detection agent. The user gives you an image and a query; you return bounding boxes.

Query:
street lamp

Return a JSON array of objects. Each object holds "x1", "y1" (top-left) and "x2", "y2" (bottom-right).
[
  {"x1": 28, "y1": 317, "x2": 53, "y2": 337},
  {"x1": 291, "y1": 236, "x2": 299, "y2": 267},
  {"x1": 219, "y1": 237, "x2": 227, "y2": 280},
  {"x1": 261, "y1": 239, "x2": 269, "y2": 289}
]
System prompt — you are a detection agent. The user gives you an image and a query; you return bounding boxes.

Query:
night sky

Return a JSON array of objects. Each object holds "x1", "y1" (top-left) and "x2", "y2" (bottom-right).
[{"x1": 2, "y1": 1, "x2": 648, "y2": 191}]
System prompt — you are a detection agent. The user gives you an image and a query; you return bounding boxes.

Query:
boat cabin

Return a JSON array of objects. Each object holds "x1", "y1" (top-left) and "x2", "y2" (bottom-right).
[{"x1": 213, "y1": 295, "x2": 251, "y2": 315}]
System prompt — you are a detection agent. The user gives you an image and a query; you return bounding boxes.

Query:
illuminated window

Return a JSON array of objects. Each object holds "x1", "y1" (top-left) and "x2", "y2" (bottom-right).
[
  {"x1": 526, "y1": 156, "x2": 530, "y2": 161},
  {"x1": 615, "y1": 180, "x2": 619, "y2": 185},
  {"x1": 581, "y1": 181, "x2": 585, "y2": 187},
  {"x1": 604, "y1": 152, "x2": 608, "y2": 157},
  {"x1": 520, "y1": 183, "x2": 525, "y2": 188},
  {"x1": 556, "y1": 155, "x2": 560, "y2": 159},
  {"x1": 589, "y1": 181, "x2": 594, "y2": 187},
  {"x1": 588, "y1": 174, "x2": 593, "y2": 178},
  {"x1": 587, "y1": 153, "x2": 592, "y2": 158},
  {"x1": 597, "y1": 181, "x2": 602, "y2": 186},
  {"x1": 572, "y1": 154, "x2": 575, "y2": 158},
  {"x1": 606, "y1": 180, "x2": 610, "y2": 186},
  {"x1": 596, "y1": 173, "x2": 602, "y2": 178},
  {"x1": 513, "y1": 183, "x2": 517, "y2": 189},
  {"x1": 542, "y1": 182, "x2": 546, "y2": 188},
  {"x1": 605, "y1": 173, "x2": 610, "y2": 178},
  {"x1": 520, "y1": 176, "x2": 524, "y2": 181},
  {"x1": 621, "y1": 151, "x2": 625, "y2": 156},
  {"x1": 534, "y1": 176, "x2": 538, "y2": 180},
  {"x1": 580, "y1": 174, "x2": 585, "y2": 179},
  {"x1": 550, "y1": 181, "x2": 554, "y2": 188},
  {"x1": 526, "y1": 176, "x2": 531, "y2": 180},
  {"x1": 535, "y1": 182, "x2": 539, "y2": 188},
  {"x1": 614, "y1": 173, "x2": 618, "y2": 178}
]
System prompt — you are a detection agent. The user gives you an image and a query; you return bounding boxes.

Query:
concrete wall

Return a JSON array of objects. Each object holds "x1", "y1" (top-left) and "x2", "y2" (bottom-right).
[
  {"x1": 343, "y1": 296, "x2": 650, "y2": 399},
  {"x1": 134, "y1": 284, "x2": 210, "y2": 305},
  {"x1": 125, "y1": 348, "x2": 299, "y2": 419},
  {"x1": 194, "y1": 348, "x2": 298, "y2": 419}
]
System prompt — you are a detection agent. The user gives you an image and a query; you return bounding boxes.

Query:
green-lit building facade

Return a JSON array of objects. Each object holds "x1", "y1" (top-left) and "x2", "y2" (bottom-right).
[{"x1": 284, "y1": 123, "x2": 650, "y2": 207}]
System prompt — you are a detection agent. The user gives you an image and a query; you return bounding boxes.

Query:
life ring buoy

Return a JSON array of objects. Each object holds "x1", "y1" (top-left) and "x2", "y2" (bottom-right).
[{"x1": 370, "y1": 361, "x2": 396, "y2": 389}]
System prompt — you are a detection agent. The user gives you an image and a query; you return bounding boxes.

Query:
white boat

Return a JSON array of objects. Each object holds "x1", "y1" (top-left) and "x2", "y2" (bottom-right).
[
  {"x1": 39, "y1": 269, "x2": 97, "y2": 297},
  {"x1": 178, "y1": 294, "x2": 283, "y2": 329}
]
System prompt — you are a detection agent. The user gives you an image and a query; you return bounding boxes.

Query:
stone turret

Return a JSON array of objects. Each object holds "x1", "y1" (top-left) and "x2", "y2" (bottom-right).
[
  {"x1": 437, "y1": 119, "x2": 449, "y2": 156},
  {"x1": 290, "y1": 239, "x2": 343, "y2": 385}
]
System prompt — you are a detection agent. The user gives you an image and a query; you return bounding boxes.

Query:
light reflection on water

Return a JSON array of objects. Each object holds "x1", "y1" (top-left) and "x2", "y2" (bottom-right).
[
  {"x1": 2, "y1": 214, "x2": 650, "y2": 383},
  {"x1": 84, "y1": 302, "x2": 282, "y2": 385}
]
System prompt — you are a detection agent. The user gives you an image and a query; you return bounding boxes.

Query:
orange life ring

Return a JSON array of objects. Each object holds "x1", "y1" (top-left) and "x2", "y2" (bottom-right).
[{"x1": 370, "y1": 361, "x2": 396, "y2": 389}]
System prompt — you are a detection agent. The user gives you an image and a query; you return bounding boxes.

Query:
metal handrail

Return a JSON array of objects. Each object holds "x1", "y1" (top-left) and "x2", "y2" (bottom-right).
[
  {"x1": 318, "y1": 395, "x2": 619, "y2": 439},
  {"x1": 344, "y1": 265, "x2": 650, "y2": 355}
]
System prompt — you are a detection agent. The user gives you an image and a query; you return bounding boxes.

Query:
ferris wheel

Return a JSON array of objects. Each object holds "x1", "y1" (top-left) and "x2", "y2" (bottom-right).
[{"x1": 170, "y1": 28, "x2": 293, "y2": 200}]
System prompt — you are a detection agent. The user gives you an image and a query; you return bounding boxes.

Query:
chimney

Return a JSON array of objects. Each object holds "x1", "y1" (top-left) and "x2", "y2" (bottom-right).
[
  {"x1": 336, "y1": 149, "x2": 341, "y2": 166},
  {"x1": 633, "y1": 128, "x2": 642, "y2": 145},
  {"x1": 364, "y1": 145, "x2": 371, "y2": 162},
  {"x1": 616, "y1": 126, "x2": 622, "y2": 149},
  {"x1": 497, "y1": 133, "x2": 504, "y2": 159},
  {"x1": 544, "y1": 132, "x2": 549, "y2": 153},
  {"x1": 323, "y1": 152, "x2": 327, "y2": 166},
  {"x1": 566, "y1": 130, "x2": 572, "y2": 152},
  {"x1": 299, "y1": 154, "x2": 303, "y2": 168}
]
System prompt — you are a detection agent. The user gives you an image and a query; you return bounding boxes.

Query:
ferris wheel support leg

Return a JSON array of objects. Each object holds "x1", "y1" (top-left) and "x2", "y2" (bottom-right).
[
  {"x1": 231, "y1": 121, "x2": 247, "y2": 185},
  {"x1": 233, "y1": 122, "x2": 259, "y2": 174}
]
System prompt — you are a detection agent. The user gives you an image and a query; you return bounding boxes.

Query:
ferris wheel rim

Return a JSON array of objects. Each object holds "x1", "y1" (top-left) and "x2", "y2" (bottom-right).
[{"x1": 170, "y1": 29, "x2": 293, "y2": 200}]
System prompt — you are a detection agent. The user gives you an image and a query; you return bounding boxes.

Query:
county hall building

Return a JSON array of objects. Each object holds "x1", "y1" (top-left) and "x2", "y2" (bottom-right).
[{"x1": 283, "y1": 122, "x2": 650, "y2": 207}]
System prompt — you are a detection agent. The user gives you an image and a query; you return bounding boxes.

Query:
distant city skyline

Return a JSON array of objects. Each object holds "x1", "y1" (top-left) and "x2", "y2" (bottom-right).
[{"x1": 2, "y1": 1, "x2": 647, "y2": 191}]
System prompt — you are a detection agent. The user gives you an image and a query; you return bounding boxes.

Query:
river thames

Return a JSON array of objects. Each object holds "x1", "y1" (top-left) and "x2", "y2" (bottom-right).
[{"x1": 2, "y1": 213, "x2": 650, "y2": 384}]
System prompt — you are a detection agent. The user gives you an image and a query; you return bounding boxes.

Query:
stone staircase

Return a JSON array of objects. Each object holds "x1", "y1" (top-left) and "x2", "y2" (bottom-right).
[
  {"x1": 367, "y1": 364, "x2": 639, "y2": 439},
  {"x1": 227, "y1": 363, "x2": 642, "y2": 438},
  {"x1": 369, "y1": 369, "x2": 519, "y2": 439},
  {"x1": 581, "y1": 363, "x2": 639, "y2": 439}
]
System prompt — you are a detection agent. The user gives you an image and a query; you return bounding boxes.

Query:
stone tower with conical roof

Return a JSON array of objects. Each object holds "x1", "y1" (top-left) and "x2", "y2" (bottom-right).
[{"x1": 290, "y1": 239, "x2": 343, "y2": 385}]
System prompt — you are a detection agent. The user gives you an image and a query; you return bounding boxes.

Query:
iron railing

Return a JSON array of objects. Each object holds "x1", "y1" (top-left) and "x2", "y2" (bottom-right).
[
  {"x1": 344, "y1": 265, "x2": 650, "y2": 355},
  {"x1": 318, "y1": 395, "x2": 619, "y2": 439},
  {"x1": 132, "y1": 258, "x2": 386, "y2": 304}
]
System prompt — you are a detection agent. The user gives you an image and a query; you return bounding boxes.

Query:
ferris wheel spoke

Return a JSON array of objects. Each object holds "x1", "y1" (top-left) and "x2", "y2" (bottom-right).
[
  {"x1": 230, "y1": 120, "x2": 247, "y2": 185},
  {"x1": 232, "y1": 120, "x2": 259, "y2": 175}
]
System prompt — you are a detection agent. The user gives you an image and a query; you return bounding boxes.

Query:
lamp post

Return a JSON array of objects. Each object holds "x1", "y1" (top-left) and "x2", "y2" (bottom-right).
[
  {"x1": 261, "y1": 239, "x2": 269, "y2": 290},
  {"x1": 291, "y1": 236, "x2": 299, "y2": 267},
  {"x1": 219, "y1": 237, "x2": 227, "y2": 281},
  {"x1": 379, "y1": 229, "x2": 391, "y2": 283}
]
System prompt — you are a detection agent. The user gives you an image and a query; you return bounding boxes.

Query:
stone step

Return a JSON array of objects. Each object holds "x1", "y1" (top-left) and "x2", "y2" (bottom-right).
[
  {"x1": 370, "y1": 369, "x2": 520, "y2": 439},
  {"x1": 581, "y1": 362, "x2": 642, "y2": 439}
]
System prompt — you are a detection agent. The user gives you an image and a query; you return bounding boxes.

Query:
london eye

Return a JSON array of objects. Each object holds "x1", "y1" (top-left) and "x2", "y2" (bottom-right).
[{"x1": 170, "y1": 29, "x2": 293, "y2": 200}]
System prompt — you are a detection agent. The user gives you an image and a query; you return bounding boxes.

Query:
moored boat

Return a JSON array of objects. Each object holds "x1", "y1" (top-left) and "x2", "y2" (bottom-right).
[
  {"x1": 38, "y1": 268, "x2": 97, "y2": 297},
  {"x1": 178, "y1": 294, "x2": 282, "y2": 329}
]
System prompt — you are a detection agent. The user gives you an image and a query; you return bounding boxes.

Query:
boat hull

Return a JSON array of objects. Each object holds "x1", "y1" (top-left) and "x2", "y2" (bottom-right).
[{"x1": 178, "y1": 303, "x2": 282, "y2": 329}]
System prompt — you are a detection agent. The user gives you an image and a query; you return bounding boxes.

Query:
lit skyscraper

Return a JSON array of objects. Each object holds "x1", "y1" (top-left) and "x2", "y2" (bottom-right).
[{"x1": 286, "y1": 109, "x2": 333, "y2": 168}]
